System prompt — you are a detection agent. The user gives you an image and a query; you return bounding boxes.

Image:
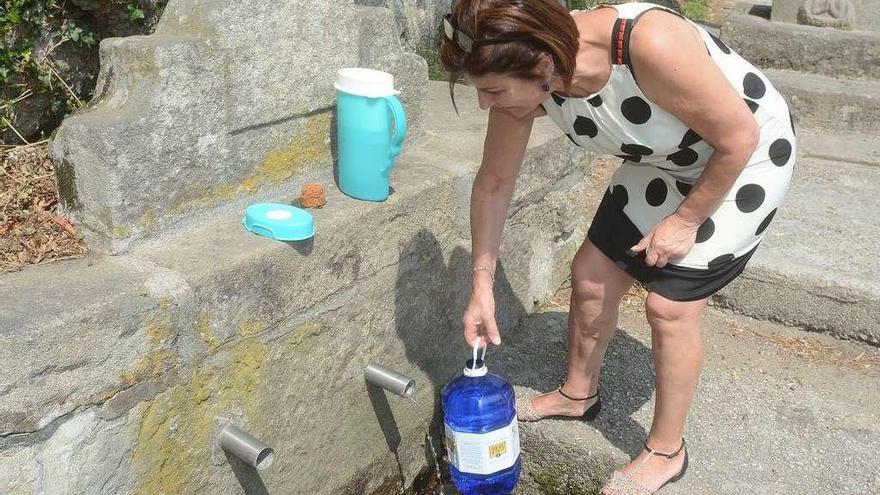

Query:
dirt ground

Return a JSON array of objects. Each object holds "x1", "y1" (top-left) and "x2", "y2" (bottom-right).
[{"x1": 0, "y1": 143, "x2": 86, "y2": 272}]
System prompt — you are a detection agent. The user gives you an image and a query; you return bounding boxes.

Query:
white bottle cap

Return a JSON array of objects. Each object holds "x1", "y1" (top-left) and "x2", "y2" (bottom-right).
[
  {"x1": 333, "y1": 68, "x2": 401, "y2": 98},
  {"x1": 463, "y1": 341, "x2": 488, "y2": 377}
]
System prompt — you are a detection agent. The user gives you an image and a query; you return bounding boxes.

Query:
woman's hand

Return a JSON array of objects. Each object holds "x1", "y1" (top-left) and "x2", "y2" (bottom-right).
[
  {"x1": 463, "y1": 284, "x2": 501, "y2": 347},
  {"x1": 630, "y1": 212, "x2": 701, "y2": 268}
]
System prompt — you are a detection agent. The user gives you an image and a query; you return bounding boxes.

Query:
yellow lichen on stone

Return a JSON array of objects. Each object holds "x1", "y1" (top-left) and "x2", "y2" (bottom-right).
[
  {"x1": 196, "y1": 313, "x2": 223, "y2": 352},
  {"x1": 238, "y1": 320, "x2": 264, "y2": 337},
  {"x1": 140, "y1": 209, "x2": 157, "y2": 233},
  {"x1": 120, "y1": 316, "x2": 176, "y2": 386},
  {"x1": 169, "y1": 112, "x2": 331, "y2": 215},
  {"x1": 285, "y1": 320, "x2": 326, "y2": 348},
  {"x1": 253, "y1": 112, "x2": 331, "y2": 185},
  {"x1": 112, "y1": 224, "x2": 132, "y2": 238},
  {"x1": 132, "y1": 338, "x2": 268, "y2": 495}
]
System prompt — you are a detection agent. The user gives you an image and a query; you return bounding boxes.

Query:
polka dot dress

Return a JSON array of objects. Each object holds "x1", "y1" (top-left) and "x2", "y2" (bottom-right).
[{"x1": 542, "y1": 3, "x2": 796, "y2": 300}]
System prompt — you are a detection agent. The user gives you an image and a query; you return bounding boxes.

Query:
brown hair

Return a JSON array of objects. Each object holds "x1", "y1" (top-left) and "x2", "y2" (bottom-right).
[{"x1": 439, "y1": 0, "x2": 580, "y2": 112}]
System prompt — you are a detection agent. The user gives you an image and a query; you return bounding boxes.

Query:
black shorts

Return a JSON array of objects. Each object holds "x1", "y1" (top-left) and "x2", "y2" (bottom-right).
[{"x1": 587, "y1": 191, "x2": 758, "y2": 302}]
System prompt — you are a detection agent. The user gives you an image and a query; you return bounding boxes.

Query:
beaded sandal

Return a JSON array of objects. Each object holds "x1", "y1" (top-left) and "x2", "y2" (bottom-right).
[
  {"x1": 515, "y1": 382, "x2": 601, "y2": 422},
  {"x1": 601, "y1": 439, "x2": 689, "y2": 495}
]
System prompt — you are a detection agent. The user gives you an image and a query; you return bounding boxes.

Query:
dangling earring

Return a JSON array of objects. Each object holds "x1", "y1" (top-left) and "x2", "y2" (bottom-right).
[{"x1": 541, "y1": 81, "x2": 550, "y2": 92}]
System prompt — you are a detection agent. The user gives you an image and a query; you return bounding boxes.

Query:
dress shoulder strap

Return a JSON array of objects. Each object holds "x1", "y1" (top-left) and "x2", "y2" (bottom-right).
[{"x1": 609, "y1": 3, "x2": 689, "y2": 76}]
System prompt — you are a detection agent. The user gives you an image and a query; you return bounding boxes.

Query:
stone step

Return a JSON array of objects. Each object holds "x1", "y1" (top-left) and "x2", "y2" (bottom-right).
[
  {"x1": 722, "y1": 2, "x2": 880, "y2": 80},
  {"x1": 798, "y1": 128, "x2": 880, "y2": 167},
  {"x1": 0, "y1": 82, "x2": 595, "y2": 494},
  {"x1": 485, "y1": 295, "x2": 880, "y2": 494},
  {"x1": 715, "y1": 154, "x2": 880, "y2": 345},
  {"x1": 764, "y1": 68, "x2": 880, "y2": 133}
]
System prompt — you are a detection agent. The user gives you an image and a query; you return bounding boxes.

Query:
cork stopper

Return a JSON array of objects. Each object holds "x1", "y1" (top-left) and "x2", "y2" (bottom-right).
[{"x1": 299, "y1": 184, "x2": 326, "y2": 208}]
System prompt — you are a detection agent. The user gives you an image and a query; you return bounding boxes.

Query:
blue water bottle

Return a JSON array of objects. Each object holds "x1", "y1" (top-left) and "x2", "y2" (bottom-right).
[
  {"x1": 334, "y1": 68, "x2": 407, "y2": 202},
  {"x1": 442, "y1": 343, "x2": 522, "y2": 495}
]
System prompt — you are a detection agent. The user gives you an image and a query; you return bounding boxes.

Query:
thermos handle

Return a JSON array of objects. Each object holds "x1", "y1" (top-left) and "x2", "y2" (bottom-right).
[{"x1": 383, "y1": 95, "x2": 408, "y2": 164}]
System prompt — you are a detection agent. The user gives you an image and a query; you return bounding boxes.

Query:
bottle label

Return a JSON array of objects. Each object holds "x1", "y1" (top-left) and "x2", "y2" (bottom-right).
[{"x1": 444, "y1": 416, "x2": 520, "y2": 475}]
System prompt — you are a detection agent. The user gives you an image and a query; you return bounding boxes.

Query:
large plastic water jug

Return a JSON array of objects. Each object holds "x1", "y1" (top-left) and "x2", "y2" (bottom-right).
[
  {"x1": 442, "y1": 344, "x2": 521, "y2": 495},
  {"x1": 334, "y1": 68, "x2": 407, "y2": 201}
]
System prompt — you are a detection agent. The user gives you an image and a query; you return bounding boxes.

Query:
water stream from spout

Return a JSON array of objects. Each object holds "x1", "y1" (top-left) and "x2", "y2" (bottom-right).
[{"x1": 423, "y1": 419, "x2": 445, "y2": 495}]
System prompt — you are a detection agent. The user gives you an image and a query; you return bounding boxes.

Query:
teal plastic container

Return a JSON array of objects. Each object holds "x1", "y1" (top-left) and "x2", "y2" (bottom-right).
[
  {"x1": 242, "y1": 203, "x2": 314, "y2": 241},
  {"x1": 335, "y1": 68, "x2": 407, "y2": 202}
]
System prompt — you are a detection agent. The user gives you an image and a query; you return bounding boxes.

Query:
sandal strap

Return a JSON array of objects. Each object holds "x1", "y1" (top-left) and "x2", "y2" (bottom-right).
[
  {"x1": 644, "y1": 438, "x2": 686, "y2": 459},
  {"x1": 557, "y1": 381, "x2": 599, "y2": 402}
]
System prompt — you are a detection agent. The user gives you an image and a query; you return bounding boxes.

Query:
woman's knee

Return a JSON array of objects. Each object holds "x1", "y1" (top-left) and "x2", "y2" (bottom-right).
[
  {"x1": 570, "y1": 277, "x2": 619, "y2": 331},
  {"x1": 645, "y1": 293, "x2": 706, "y2": 336}
]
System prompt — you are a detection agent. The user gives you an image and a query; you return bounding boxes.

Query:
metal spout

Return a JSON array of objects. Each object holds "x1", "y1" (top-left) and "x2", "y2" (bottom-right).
[
  {"x1": 364, "y1": 363, "x2": 415, "y2": 399},
  {"x1": 220, "y1": 424, "x2": 274, "y2": 470}
]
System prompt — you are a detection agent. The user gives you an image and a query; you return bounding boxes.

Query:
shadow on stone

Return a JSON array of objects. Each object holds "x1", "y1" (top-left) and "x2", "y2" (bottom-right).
[
  {"x1": 224, "y1": 450, "x2": 271, "y2": 495},
  {"x1": 394, "y1": 228, "x2": 655, "y2": 476},
  {"x1": 366, "y1": 381, "x2": 407, "y2": 490},
  {"x1": 283, "y1": 237, "x2": 314, "y2": 256},
  {"x1": 748, "y1": 3, "x2": 772, "y2": 18}
]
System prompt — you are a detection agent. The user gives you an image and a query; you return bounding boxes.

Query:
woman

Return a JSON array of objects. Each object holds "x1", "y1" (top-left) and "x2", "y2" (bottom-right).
[{"x1": 440, "y1": 1, "x2": 795, "y2": 494}]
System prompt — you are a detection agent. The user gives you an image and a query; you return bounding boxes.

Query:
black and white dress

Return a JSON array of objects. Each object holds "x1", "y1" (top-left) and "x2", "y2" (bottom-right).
[{"x1": 542, "y1": 2, "x2": 796, "y2": 301}]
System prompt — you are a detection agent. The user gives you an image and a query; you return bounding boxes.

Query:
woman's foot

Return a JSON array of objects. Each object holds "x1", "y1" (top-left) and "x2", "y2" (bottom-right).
[
  {"x1": 516, "y1": 385, "x2": 599, "y2": 421},
  {"x1": 601, "y1": 440, "x2": 688, "y2": 495}
]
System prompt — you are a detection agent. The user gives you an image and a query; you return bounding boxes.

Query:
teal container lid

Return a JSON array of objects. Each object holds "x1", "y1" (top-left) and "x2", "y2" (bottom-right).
[{"x1": 242, "y1": 203, "x2": 314, "y2": 241}]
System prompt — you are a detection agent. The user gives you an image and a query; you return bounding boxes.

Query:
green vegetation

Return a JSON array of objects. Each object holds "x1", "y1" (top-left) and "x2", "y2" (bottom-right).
[
  {"x1": 0, "y1": 1, "x2": 164, "y2": 142},
  {"x1": 681, "y1": 0, "x2": 710, "y2": 21}
]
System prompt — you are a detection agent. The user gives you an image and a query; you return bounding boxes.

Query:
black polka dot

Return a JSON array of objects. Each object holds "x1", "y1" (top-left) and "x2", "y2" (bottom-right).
[
  {"x1": 621, "y1": 96, "x2": 652, "y2": 124},
  {"x1": 755, "y1": 208, "x2": 777, "y2": 235},
  {"x1": 588, "y1": 95, "x2": 603, "y2": 107},
  {"x1": 708, "y1": 253, "x2": 735, "y2": 269},
  {"x1": 675, "y1": 180, "x2": 693, "y2": 196},
  {"x1": 573, "y1": 116, "x2": 598, "y2": 138},
  {"x1": 645, "y1": 178, "x2": 668, "y2": 207},
  {"x1": 679, "y1": 129, "x2": 702, "y2": 149},
  {"x1": 616, "y1": 154, "x2": 641, "y2": 163},
  {"x1": 769, "y1": 138, "x2": 792, "y2": 166},
  {"x1": 735, "y1": 184, "x2": 766, "y2": 213},
  {"x1": 612, "y1": 185, "x2": 629, "y2": 207},
  {"x1": 667, "y1": 148, "x2": 699, "y2": 167},
  {"x1": 552, "y1": 93, "x2": 566, "y2": 106},
  {"x1": 695, "y1": 218, "x2": 714, "y2": 243},
  {"x1": 743, "y1": 72, "x2": 766, "y2": 99},
  {"x1": 788, "y1": 108, "x2": 796, "y2": 136},
  {"x1": 708, "y1": 32, "x2": 731, "y2": 54},
  {"x1": 620, "y1": 143, "x2": 654, "y2": 156},
  {"x1": 744, "y1": 99, "x2": 759, "y2": 114}
]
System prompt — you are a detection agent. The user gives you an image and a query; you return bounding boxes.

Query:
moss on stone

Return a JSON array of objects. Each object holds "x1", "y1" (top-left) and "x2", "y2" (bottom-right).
[
  {"x1": 532, "y1": 465, "x2": 601, "y2": 495},
  {"x1": 285, "y1": 320, "x2": 325, "y2": 348},
  {"x1": 237, "y1": 320, "x2": 264, "y2": 338},
  {"x1": 196, "y1": 313, "x2": 223, "y2": 353},
  {"x1": 131, "y1": 337, "x2": 269, "y2": 495},
  {"x1": 170, "y1": 112, "x2": 332, "y2": 217}
]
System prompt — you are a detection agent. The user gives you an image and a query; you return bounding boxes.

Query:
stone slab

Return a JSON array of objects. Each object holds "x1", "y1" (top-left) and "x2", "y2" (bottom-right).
[
  {"x1": 716, "y1": 156, "x2": 880, "y2": 345},
  {"x1": 723, "y1": 3, "x2": 880, "y2": 80},
  {"x1": 764, "y1": 68, "x2": 880, "y2": 133},
  {"x1": 0, "y1": 257, "x2": 192, "y2": 437},
  {"x1": 49, "y1": 2, "x2": 429, "y2": 254},
  {"x1": 797, "y1": 128, "x2": 880, "y2": 167}
]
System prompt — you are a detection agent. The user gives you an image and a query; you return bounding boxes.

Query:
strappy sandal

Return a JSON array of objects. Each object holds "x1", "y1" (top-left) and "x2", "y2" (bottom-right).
[
  {"x1": 601, "y1": 438, "x2": 689, "y2": 495},
  {"x1": 515, "y1": 382, "x2": 601, "y2": 422}
]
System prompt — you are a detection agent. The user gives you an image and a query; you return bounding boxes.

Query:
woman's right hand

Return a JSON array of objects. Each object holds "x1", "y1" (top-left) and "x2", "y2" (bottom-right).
[{"x1": 463, "y1": 284, "x2": 501, "y2": 347}]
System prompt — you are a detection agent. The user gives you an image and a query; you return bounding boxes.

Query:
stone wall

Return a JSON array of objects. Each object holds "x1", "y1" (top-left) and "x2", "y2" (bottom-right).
[
  {"x1": 355, "y1": 0, "x2": 454, "y2": 51},
  {"x1": 49, "y1": 0, "x2": 428, "y2": 254},
  {"x1": 1, "y1": 83, "x2": 595, "y2": 494}
]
